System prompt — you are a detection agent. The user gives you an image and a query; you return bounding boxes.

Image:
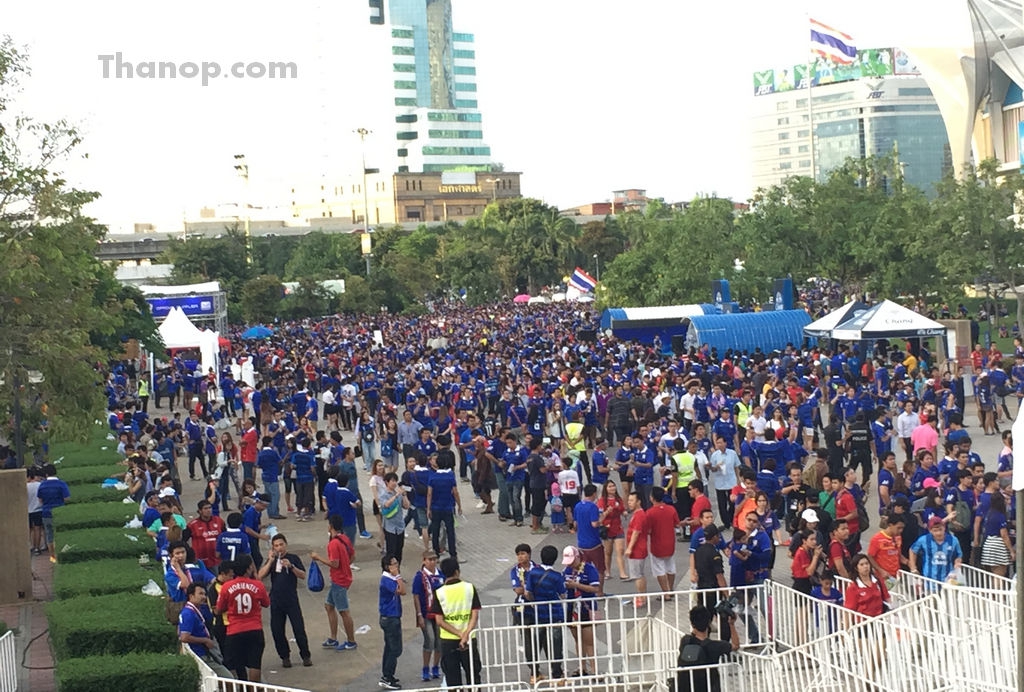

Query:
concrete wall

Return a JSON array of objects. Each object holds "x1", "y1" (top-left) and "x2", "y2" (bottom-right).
[{"x1": 0, "y1": 470, "x2": 32, "y2": 604}]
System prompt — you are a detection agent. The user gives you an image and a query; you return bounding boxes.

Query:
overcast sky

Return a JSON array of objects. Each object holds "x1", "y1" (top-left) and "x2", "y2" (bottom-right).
[{"x1": 4, "y1": 1, "x2": 971, "y2": 233}]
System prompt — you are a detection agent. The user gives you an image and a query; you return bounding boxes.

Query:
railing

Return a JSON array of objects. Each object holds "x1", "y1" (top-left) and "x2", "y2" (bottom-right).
[
  {"x1": 0, "y1": 630, "x2": 16, "y2": 692},
  {"x1": 182, "y1": 645, "x2": 312, "y2": 692},
  {"x1": 472, "y1": 585, "x2": 768, "y2": 688},
  {"x1": 960, "y1": 563, "x2": 1015, "y2": 590},
  {"x1": 764, "y1": 580, "x2": 850, "y2": 649}
]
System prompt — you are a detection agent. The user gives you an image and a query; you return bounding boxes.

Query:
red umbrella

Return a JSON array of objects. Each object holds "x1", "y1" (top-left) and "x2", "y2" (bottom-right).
[{"x1": 513, "y1": 294, "x2": 531, "y2": 303}]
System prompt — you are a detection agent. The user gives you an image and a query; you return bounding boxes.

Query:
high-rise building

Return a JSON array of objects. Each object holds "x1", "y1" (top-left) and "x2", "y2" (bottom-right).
[
  {"x1": 751, "y1": 49, "x2": 951, "y2": 194},
  {"x1": 387, "y1": 0, "x2": 493, "y2": 173}
]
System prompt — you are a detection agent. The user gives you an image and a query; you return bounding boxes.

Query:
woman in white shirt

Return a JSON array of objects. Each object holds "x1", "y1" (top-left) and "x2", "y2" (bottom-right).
[{"x1": 746, "y1": 405, "x2": 768, "y2": 442}]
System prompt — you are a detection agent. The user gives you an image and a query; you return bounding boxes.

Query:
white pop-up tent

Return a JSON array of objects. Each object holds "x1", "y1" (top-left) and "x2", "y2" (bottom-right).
[
  {"x1": 158, "y1": 307, "x2": 204, "y2": 349},
  {"x1": 803, "y1": 300, "x2": 871, "y2": 339},
  {"x1": 830, "y1": 299, "x2": 949, "y2": 341},
  {"x1": 199, "y1": 330, "x2": 221, "y2": 391}
]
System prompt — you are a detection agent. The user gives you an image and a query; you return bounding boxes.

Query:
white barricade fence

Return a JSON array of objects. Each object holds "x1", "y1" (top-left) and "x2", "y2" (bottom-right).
[
  {"x1": 472, "y1": 587, "x2": 764, "y2": 690},
  {"x1": 182, "y1": 644, "x2": 313, "y2": 692},
  {"x1": 960, "y1": 563, "x2": 1015, "y2": 591},
  {"x1": 0, "y1": 630, "x2": 16, "y2": 692},
  {"x1": 764, "y1": 580, "x2": 851, "y2": 649}
]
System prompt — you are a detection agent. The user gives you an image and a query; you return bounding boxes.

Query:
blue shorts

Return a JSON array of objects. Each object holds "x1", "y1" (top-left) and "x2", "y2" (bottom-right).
[{"x1": 326, "y1": 583, "x2": 350, "y2": 611}]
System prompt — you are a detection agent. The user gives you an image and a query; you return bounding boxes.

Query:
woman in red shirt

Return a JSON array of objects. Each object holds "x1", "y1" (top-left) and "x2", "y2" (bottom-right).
[
  {"x1": 844, "y1": 553, "x2": 891, "y2": 618},
  {"x1": 790, "y1": 530, "x2": 823, "y2": 595},
  {"x1": 597, "y1": 480, "x2": 628, "y2": 580}
]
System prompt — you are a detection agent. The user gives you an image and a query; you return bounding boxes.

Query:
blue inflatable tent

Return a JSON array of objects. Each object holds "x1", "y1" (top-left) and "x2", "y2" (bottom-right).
[
  {"x1": 682, "y1": 310, "x2": 811, "y2": 354},
  {"x1": 600, "y1": 304, "x2": 718, "y2": 346}
]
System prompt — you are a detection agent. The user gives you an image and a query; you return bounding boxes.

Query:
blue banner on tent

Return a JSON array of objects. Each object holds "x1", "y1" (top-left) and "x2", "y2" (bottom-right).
[
  {"x1": 772, "y1": 278, "x2": 794, "y2": 311},
  {"x1": 148, "y1": 295, "x2": 215, "y2": 318},
  {"x1": 711, "y1": 280, "x2": 731, "y2": 311}
]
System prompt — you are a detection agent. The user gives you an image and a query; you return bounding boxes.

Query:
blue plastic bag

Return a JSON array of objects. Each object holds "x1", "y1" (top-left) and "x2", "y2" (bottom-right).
[{"x1": 307, "y1": 561, "x2": 325, "y2": 592}]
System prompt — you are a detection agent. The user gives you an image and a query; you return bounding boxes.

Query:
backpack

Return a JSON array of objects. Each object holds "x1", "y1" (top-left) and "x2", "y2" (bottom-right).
[
  {"x1": 678, "y1": 635, "x2": 709, "y2": 666},
  {"x1": 951, "y1": 497, "x2": 972, "y2": 532},
  {"x1": 852, "y1": 491, "x2": 870, "y2": 533},
  {"x1": 675, "y1": 635, "x2": 719, "y2": 692}
]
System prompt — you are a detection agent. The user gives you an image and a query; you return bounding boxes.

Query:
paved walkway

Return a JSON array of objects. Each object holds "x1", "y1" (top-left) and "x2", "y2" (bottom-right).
[
  {"x1": 0, "y1": 552, "x2": 55, "y2": 692},
  {"x1": 5, "y1": 398, "x2": 1009, "y2": 692}
]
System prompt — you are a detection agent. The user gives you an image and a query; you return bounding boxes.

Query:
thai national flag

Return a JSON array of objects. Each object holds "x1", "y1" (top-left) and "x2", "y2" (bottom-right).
[
  {"x1": 810, "y1": 18, "x2": 856, "y2": 65},
  {"x1": 569, "y1": 267, "x2": 597, "y2": 293}
]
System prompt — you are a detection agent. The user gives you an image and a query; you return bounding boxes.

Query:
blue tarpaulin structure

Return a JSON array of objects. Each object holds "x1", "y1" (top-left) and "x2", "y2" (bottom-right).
[
  {"x1": 682, "y1": 309, "x2": 811, "y2": 354},
  {"x1": 600, "y1": 304, "x2": 719, "y2": 346}
]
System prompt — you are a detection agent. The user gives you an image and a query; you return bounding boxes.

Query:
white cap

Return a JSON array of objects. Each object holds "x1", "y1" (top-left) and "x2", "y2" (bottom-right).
[
  {"x1": 159, "y1": 487, "x2": 176, "y2": 498},
  {"x1": 801, "y1": 508, "x2": 820, "y2": 523}
]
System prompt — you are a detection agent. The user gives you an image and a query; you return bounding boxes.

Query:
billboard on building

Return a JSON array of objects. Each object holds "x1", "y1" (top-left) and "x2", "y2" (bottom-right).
[
  {"x1": 754, "y1": 48, "x2": 904, "y2": 96},
  {"x1": 893, "y1": 48, "x2": 921, "y2": 75},
  {"x1": 147, "y1": 295, "x2": 215, "y2": 318}
]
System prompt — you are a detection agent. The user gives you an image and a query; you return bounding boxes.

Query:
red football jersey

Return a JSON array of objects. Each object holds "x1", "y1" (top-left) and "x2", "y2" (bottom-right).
[{"x1": 216, "y1": 576, "x2": 270, "y2": 635}]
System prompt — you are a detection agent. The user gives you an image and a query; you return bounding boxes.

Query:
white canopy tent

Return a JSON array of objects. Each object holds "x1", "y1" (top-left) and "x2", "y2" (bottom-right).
[
  {"x1": 802, "y1": 300, "x2": 871, "y2": 339},
  {"x1": 831, "y1": 299, "x2": 949, "y2": 342},
  {"x1": 158, "y1": 307, "x2": 204, "y2": 349}
]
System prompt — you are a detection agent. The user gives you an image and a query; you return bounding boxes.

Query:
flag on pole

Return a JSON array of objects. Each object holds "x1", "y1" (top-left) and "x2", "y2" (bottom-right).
[
  {"x1": 810, "y1": 18, "x2": 857, "y2": 65},
  {"x1": 569, "y1": 267, "x2": 597, "y2": 293}
]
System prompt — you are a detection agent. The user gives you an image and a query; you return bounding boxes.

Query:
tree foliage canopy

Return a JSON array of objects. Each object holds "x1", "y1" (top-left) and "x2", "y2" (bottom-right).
[{"x1": 0, "y1": 37, "x2": 159, "y2": 444}]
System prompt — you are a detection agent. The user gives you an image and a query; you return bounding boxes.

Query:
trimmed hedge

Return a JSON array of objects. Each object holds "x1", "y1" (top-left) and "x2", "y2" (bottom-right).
[
  {"x1": 57, "y1": 465, "x2": 125, "y2": 486},
  {"x1": 47, "y1": 592, "x2": 175, "y2": 659},
  {"x1": 55, "y1": 450, "x2": 121, "y2": 469},
  {"x1": 53, "y1": 558, "x2": 158, "y2": 600},
  {"x1": 52, "y1": 502, "x2": 139, "y2": 532},
  {"x1": 65, "y1": 485, "x2": 132, "y2": 505},
  {"x1": 55, "y1": 528, "x2": 152, "y2": 564},
  {"x1": 56, "y1": 653, "x2": 199, "y2": 692}
]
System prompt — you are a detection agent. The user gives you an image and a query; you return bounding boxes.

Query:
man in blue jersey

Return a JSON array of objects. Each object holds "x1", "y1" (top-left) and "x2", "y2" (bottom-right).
[
  {"x1": 37, "y1": 464, "x2": 70, "y2": 564},
  {"x1": 909, "y1": 516, "x2": 963, "y2": 583},
  {"x1": 216, "y1": 512, "x2": 252, "y2": 564}
]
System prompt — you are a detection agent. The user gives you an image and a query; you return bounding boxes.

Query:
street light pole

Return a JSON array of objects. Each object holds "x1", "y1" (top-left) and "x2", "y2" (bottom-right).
[
  {"x1": 485, "y1": 177, "x2": 499, "y2": 203},
  {"x1": 593, "y1": 253, "x2": 600, "y2": 282},
  {"x1": 355, "y1": 128, "x2": 372, "y2": 276},
  {"x1": 233, "y1": 154, "x2": 251, "y2": 265}
]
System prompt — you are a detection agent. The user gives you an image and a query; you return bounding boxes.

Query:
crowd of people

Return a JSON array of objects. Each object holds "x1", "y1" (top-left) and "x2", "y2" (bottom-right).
[{"x1": 83, "y1": 299, "x2": 1021, "y2": 687}]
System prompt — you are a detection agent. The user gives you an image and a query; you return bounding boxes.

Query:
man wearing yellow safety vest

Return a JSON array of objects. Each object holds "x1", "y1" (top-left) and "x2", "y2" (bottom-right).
[
  {"x1": 139, "y1": 377, "x2": 150, "y2": 414},
  {"x1": 734, "y1": 390, "x2": 753, "y2": 431},
  {"x1": 670, "y1": 439, "x2": 701, "y2": 537},
  {"x1": 565, "y1": 413, "x2": 591, "y2": 485},
  {"x1": 430, "y1": 557, "x2": 482, "y2": 688}
]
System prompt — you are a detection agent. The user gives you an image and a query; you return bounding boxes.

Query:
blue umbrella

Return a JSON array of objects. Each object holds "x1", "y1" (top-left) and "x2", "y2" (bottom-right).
[{"x1": 241, "y1": 325, "x2": 273, "y2": 340}]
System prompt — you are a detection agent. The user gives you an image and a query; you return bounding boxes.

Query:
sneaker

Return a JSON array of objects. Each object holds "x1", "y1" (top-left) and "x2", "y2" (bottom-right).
[
  {"x1": 302, "y1": 657, "x2": 313, "y2": 667},
  {"x1": 431, "y1": 666, "x2": 441, "y2": 679},
  {"x1": 379, "y1": 677, "x2": 401, "y2": 690},
  {"x1": 336, "y1": 641, "x2": 357, "y2": 651},
  {"x1": 422, "y1": 667, "x2": 431, "y2": 682},
  {"x1": 475, "y1": 501, "x2": 485, "y2": 509},
  {"x1": 322, "y1": 638, "x2": 339, "y2": 648},
  {"x1": 282, "y1": 658, "x2": 292, "y2": 668},
  {"x1": 360, "y1": 531, "x2": 373, "y2": 539},
  {"x1": 49, "y1": 556, "x2": 57, "y2": 564}
]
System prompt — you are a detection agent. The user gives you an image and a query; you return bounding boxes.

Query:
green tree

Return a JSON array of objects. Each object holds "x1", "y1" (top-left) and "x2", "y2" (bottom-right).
[
  {"x1": 161, "y1": 226, "x2": 249, "y2": 299},
  {"x1": 281, "y1": 277, "x2": 330, "y2": 318},
  {"x1": 239, "y1": 275, "x2": 283, "y2": 322},
  {"x1": 0, "y1": 37, "x2": 158, "y2": 444},
  {"x1": 929, "y1": 159, "x2": 1024, "y2": 332},
  {"x1": 337, "y1": 275, "x2": 377, "y2": 314}
]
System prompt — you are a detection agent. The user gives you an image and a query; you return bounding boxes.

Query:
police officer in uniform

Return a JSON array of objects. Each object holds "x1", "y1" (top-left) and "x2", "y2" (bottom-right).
[
  {"x1": 430, "y1": 558, "x2": 482, "y2": 688},
  {"x1": 844, "y1": 411, "x2": 874, "y2": 488}
]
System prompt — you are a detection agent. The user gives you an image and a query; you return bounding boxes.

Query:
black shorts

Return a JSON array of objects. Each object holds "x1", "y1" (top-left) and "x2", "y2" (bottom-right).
[
  {"x1": 29, "y1": 511, "x2": 42, "y2": 527},
  {"x1": 562, "y1": 493, "x2": 579, "y2": 515},
  {"x1": 227, "y1": 629, "x2": 265, "y2": 670},
  {"x1": 530, "y1": 488, "x2": 547, "y2": 518}
]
